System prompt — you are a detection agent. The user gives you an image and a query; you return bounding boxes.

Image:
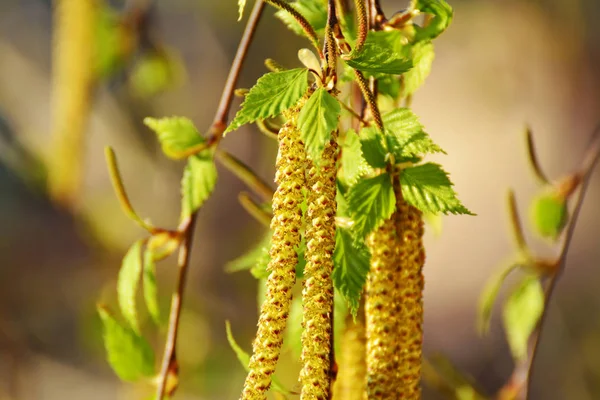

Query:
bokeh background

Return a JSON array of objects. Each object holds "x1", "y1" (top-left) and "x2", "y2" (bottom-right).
[{"x1": 0, "y1": 0, "x2": 599, "y2": 399}]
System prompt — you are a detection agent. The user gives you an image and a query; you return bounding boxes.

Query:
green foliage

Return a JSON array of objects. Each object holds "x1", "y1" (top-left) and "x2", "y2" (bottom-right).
[
  {"x1": 502, "y1": 276, "x2": 545, "y2": 361},
  {"x1": 143, "y1": 117, "x2": 205, "y2": 159},
  {"x1": 143, "y1": 247, "x2": 161, "y2": 326},
  {"x1": 347, "y1": 173, "x2": 396, "y2": 238},
  {"x1": 333, "y1": 227, "x2": 371, "y2": 317},
  {"x1": 345, "y1": 32, "x2": 413, "y2": 75},
  {"x1": 401, "y1": 41, "x2": 435, "y2": 97},
  {"x1": 477, "y1": 262, "x2": 521, "y2": 335},
  {"x1": 400, "y1": 163, "x2": 473, "y2": 215},
  {"x1": 97, "y1": 307, "x2": 155, "y2": 382},
  {"x1": 339, "y1": 130, "x2": 371, "y2": 186},
  {"x1": 94, "y1": 5, "x2": 129, "y2": 78},
  {"x1": 298, "y1": 88, "x2": 341, "y2": 163},
  {"x1": 225, "y1": 321, "x2": 292, "y2": 395},
  {"x1": 414, "y1": 0, "x2": 454, "y2": 42},
  {"x1": 359, "y1": 128, "x2": 388, "y2": 169},
  {"x1": 226, "y1": 68, "x2": 309, "y2": 134},
  {"x1": 275, "y1": 0, "x2": 328, "y2": 36},
  {"x1": 117, "y1": 240, "x2": 144, "y2": 333},
  {"x1": 238, "y1": 0, "x2": 247, "y2": 21},
  {"x1": 529, "y1": 192, "x2": 568, "y2": 240},
  {"x1": 180, "y1": 152, "x2": 218, "y2": 220}
]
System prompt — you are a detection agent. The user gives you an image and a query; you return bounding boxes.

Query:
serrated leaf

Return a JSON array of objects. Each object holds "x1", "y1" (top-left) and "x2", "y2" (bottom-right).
[
  {"x1": 117, "y1": 240, "x2": 144, "y2": 333},
  {"x1": 477, "y1": 262, "x2": 521, "y2": 335},
  {"x1": 143, "y1": 247, "x2": 161, "y2": 326},
  {"x1": 401, "y1": 41, "x2": 435, "y2": 97},
  {"x1": 345, "y1": 32, "x2": 412, "y2": 75},
  {"x1": 143, "y1": 117, "x2": 205, "y2": 159},
  {"x1": 414, "y1": 0, "x2": 453, "y2": 41},
  {"x1": 226, "y1": 69, "x2": 309, "y2": 134},
  {"x1": 333, "y1": 228, "x2": 371, "y2": 316},
  {"x1": 275, "y1": 0, "x2": 328, "y2": 36},
  {"x1": 360, "y1": 127, "x2": 388, "y2": 169},
  {"x1": 339, "y1": 130, "x2": 370, "y2": 186},
  {"x1": 298, "y1": 88, "x2": 341, "y2": 163},
  {"x1": 238, "y1": 0, "x2": 247, "y2": 21},
  {"x1": 225, "y1": 321, "x2": 292, "y2": 395},
  {"x1": 401, "y1": 163, "x2": 473, "y2": 215},
  {"x1": 98, "y1": 306, "x2": 155, "y2": 381},
  {"x1": 503, "y1": 276, "x2": 545, "y2": 361},
  {"x1": 180, "y1": 152, "x2": 217, "y2": 220},
  {"x1": 347, "y1": 173, "x2": 396, "y2": 238}
]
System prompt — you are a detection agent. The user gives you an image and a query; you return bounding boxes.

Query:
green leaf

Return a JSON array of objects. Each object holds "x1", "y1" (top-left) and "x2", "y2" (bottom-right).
[
  {"x1": 502, "y1": 276, "x2": 545, "y2": 361},
  {"x1": 143, "y1": 247, "x2": 161, "y2": 326},
  {"x1": 333, "y1": 228, "x2": 371, "y2": 317},
  {"x1": 414, "y1": 0, "x2": 453, "y2": 41},
  {"x1": 529, "y1": 192, "x2": 568, "y2": 240},
  {"x1": 143, "y1": 117, "x2": 205, "y2": 159},
  {"x1": 226, "y1": 69, "x2": 309, "y2": 134},
  {"x1": 298, "y1": 88, "x2": 341, "y2": 163},
  {"x1": 129, "y1": 49, "x2": 184, "y2": 98},
  {"x1": 477, "y1": 262, "x2": 521, "y2": 335},
  {"x1": 117, "y1": 240, "x2": 144, "y2": 333},
  {"x1": 345, "y1": 31, "x2": 412, "y2": 75},
  {"x1": 238, "y1": 0, "x2": 247, "y2": 21},
  {"x1": 401, "y1": 163, "x2": 473, "y2": 215},
  {"x1": 226, "y1": 231, "x2": 272, "y2": 274},
  {"x1": 225, "y1": 321, "x2": 292, "y2": 395},
  {"x1": 347, "y1": 173, "x2": 396, "y2": 238},
  {"x1": 180, "y1": 152, "x2": 218, "y2": 220},
  {"x1": 360, "y1": 128, "x2": 388, "y2": 169},
  {"x1": 401, "y1": 41, "x2": 435, "y2": 97},
  {"x1": 275, "y1": 0, "x2": 328, "y2": 36},
  {"x1": 98, "y1": 306, "x2": 155, "y2": 381},
  {"x1": 339, "y1": 130, "x2": 370, "y2": 186}
]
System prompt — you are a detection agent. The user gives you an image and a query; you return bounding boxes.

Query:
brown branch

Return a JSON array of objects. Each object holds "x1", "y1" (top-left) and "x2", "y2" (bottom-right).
[
  {"x1": 498, "y1": 125, "x2": 600, "y2": 400},
  {"x1": 154, "y1": 2, "x2": 266, "y2": 398}
]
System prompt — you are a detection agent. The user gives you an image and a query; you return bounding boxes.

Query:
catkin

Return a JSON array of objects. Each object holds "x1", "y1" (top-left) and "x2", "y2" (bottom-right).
[
  {"x1": 333, "y1": 315, "x2": 367, "y2": 400},
  {"x1": 395, "y1": 189, "x2": 425, "y2": 399},
  {"x1": 365, "y1": 213, "x2": 402, "y2": 399},
  {"x1": 300, "y1": 133, "x2": 338, "y2": 399},
  {"x1": 240, "y1": 100, "x2": 307, "y2": 400},
  {"x1": 49, "y1": 0, "x2": 95, "y2": 207}
]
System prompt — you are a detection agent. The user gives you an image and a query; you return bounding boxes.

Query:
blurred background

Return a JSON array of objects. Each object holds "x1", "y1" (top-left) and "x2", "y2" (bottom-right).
[{"x1": 0, "y1": 0, "x2": 599, "y2": 399}]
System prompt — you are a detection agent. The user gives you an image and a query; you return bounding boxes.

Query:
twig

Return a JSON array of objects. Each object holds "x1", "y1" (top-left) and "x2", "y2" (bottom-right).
[
  {"x1": 238, "y1": 192, "x2": 272, "y2": 227},
  {"x1": 154, "y1": 2, "x2": 266, "y2": 398},
  {"x1": 499, "y1": 125, "x2": 600, "y2": 400},
  {"x1": 340, "y1": 101, "x2": 370, "y2": 126}
]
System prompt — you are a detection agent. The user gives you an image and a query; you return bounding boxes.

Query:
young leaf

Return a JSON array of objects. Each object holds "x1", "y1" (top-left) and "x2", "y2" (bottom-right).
[
  {"x1": 347, "y1": 173, "x2": 396, "y2": 238},
  {"x1": 225, "y1": 321, "x2": 293, "y2": 395},
  {"x1": 238, "y1": 0, "x2": 247, "y2": 21},
  {"x1": 333, "y1": 227, "x2": 371, "y2": 317},
  {"x1": 339, "y1": 130, "x2": 370, "y2": 186},
  {"x1": 401, "y1": 41, "x2": 435, "y2": 97},
  {"x1": 143, "y1": 117, "x2": 205, "y2": 159},
  {"x1": 345, "y1": 42, "x2": 413, "y2": 75},
  {"x1": 98, "y1": 306, "x2": 155, "y2": 381},
  {"x1": 401, "y1": 163, "x2": 473, "y2": 215},
  {"x1": 502, "y1": 276, "x2": 545, "y2": 361},
  {"x1": 360, "y1": 128, "x2": 388, "y2": 169},
  {"x1": 180, "y1": 152, "x2": 218, "y2": 220},
  {"x1": 298, "y1": 88, "x2": 341, "y2": 163},
  {"x1": 117, "y1": 240, "x2": 144, "y2": 333},
  {"x1": 477, "y1": 262, "x2": 521, "y2": 335},
  {"x1": 414, "y1": 0, "x2": 453, "y2": 41},
  {"x1": 275, "y1": 0, "x2": 328, "y2": 36},
  {"x1": 143, "y1": 247, "x2": 161, "y2": 326},
  {"x1": 529, "y1": 191, "x2": 569, "y2": 240},
  {"x1": 226, "y1": 68, "x2": 309, "y2": 134}
]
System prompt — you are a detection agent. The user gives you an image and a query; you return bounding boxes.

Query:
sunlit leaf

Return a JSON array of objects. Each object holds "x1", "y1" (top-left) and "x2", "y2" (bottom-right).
[
  {"x1": 347, "y1": 173, "x2": 396, "y2": 238},
  {"x1": 414, "y1": 0, "x2": 453, "y2": 41},
  {"x1": 275, "y1": 0, "x2": 328, "y2": 36},
  {"x1": 339, "y1": 130, "x2": 370, "y2": 186},
  {"x1": 117, "y1": 240, "x2": 144, "y2": 333},
  {"x1": 401, "y1": 41, "x2": 435, "y2": 97},
  {"x1": 180, "y1": 152, "x2": 218, "y2": 220},
  {"x1": 477, "y1": 262, "x2": 521, "y2": 335},
  {"x1": 298, "y1": 88, "x2": 341, "y2": 164},
  {"x1": 360, "y1": 128, "x2": 388, "y2": 169},
  {"x1": 143, "y1": 246, "x2": 161, "y2": 326},
  {"x1": 143, "y1": 117, "x2": 205, "y2": 159}
]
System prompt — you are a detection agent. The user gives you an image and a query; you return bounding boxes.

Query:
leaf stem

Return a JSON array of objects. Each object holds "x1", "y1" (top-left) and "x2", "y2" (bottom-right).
[
  {"x1": 216, "y1": 149, "x2": 275, "y2": 202},
  {"x1": 238, "y1": 192, "x2": 272, "y2": 227}
]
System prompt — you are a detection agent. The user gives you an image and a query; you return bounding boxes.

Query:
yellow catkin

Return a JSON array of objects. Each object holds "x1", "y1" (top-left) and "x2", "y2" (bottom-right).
[
  {"x1": 365, "y1": 214, "x2": 402, "y2": 399},
  {"x1": 241, "y1": 101, "x2": 307, "y2": 400},
  {"x1": 333, "y1": 316, "x2": 367, "y2": 400},
  {"x1": 48, "y1": 0, "x2": 95, "y2": 208},
  {"x1": 300, "y1": 133, "x2": 339, "y2": 399},
  {"x1": 395, "y1": 190, "x2": 425, "y2": 399}
]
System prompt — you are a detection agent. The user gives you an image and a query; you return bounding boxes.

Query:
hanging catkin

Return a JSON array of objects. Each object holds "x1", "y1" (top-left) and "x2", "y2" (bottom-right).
[
  {"x1": 240, "y1": 99, "x2": 307, "y2": 400},
  {"x1": 395, "y1": 184, "x2": 426, "y2": 400},
  {"x1": 300, "y1": 132, "x2": 338, "y2": 399}
]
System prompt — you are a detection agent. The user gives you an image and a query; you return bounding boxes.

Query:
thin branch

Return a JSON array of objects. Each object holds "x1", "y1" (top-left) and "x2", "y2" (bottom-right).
[
  {"x1": 340, "y1": 101, "x2": 370, "y2": 126},
  {"x1": 525, "y1": 126, "x2": 551, "y2": 185},
  {"x1": 216, "y1": 149, "x2": 275, "y2": 202},
  {"x1": 155, "y1": 2, "x2": 266, "y2": 398},
  {"x1": 238, "y1": 192, "x2": 272, "y2": 227}
]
